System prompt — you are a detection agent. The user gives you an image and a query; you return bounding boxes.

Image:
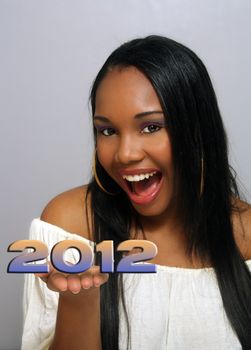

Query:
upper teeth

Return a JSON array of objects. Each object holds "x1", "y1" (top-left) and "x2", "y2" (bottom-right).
[{"x1": 122, "y1": 171, "x2": 157, "y2": 182}]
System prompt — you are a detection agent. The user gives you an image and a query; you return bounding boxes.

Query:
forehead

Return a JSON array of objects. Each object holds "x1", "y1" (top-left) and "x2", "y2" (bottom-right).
[{"x1": 94, "y1": 66, "x2": 162, "y2": 115}]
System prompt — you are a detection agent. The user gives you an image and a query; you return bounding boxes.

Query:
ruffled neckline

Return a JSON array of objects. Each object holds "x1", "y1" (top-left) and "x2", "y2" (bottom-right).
[{"x1": 34, "y1": 217, "x2": 251, "y2": 273}]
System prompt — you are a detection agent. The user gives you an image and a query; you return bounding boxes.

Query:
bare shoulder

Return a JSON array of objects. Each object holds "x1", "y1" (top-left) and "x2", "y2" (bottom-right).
[
  {"x1": 231, "y1": 198, "x2": 251, "y2": 260},
  {"x1": 40, "y1": 184, "x2": 93, "y2": 241}
]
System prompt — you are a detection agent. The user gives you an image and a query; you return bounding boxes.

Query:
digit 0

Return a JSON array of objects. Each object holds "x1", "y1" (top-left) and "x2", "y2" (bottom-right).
[{"x1": 50, "y1": 240, "x2": 94, "y2": 273}]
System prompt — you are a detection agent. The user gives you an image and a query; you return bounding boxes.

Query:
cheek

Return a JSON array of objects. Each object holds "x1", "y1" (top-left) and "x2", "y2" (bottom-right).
[
  {"x1": 149, "y1": 136, "x2": 173, "y2": 167},
  {"x1": 96, "y1": 143, "x2": 113, "y2": 170}
]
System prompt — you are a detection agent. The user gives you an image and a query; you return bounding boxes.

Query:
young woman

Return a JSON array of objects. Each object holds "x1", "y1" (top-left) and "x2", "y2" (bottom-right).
[{"x1": 21, "y1": 35, "x2": 251, "y2": 350}]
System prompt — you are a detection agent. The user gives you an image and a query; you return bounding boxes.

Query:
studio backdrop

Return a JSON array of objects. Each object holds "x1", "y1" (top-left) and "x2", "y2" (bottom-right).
[{"x1": 0, "y1": 1, "x2": 250, "y2": 349}]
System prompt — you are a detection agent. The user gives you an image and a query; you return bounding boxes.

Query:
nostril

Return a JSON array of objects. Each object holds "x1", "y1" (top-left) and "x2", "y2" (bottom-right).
[{"x1": 116, "y1": 146, "x2": 145, "y2": 164}]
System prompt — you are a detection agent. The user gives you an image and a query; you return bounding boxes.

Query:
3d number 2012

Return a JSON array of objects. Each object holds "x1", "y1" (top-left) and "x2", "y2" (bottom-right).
[{"x1": 7, "y1": 239, "x2": 158, "y2": 274}]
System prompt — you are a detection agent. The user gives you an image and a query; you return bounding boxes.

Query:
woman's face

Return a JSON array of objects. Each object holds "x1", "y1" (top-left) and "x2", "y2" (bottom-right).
[{"x1": 93, "y1": 66, "x2": 176, "y2": 219}]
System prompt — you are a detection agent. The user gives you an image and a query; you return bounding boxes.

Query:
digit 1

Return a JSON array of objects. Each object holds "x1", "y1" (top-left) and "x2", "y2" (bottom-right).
[
  {"x1": 51, "y1": 240, "x2": 94, "y2": 274},
  {"x1": 95, "y1": 240, "x2": 114, "y2": 272}
]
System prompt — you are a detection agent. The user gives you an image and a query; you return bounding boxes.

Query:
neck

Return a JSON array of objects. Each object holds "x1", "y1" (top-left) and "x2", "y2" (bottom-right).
[{"x1": 140, "y1": 199, "x2": 183, "y2": 234}]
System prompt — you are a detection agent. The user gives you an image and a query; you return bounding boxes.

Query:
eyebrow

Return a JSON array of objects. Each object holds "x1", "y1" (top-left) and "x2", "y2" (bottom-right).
[{"x1": 93, "y1": 111, "x2": 164, "y2": 122}]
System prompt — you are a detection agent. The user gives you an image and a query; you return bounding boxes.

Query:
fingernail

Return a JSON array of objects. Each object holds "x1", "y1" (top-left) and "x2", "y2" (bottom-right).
[
  {"x1": 72, "y1": 290, "x2": 80, "y2": 294},
  {"x1": 83, "y1": 285, "x2": 90, "y2": 289}
]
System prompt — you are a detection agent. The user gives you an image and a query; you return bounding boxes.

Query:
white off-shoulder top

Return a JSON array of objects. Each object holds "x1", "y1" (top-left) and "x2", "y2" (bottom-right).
[{"x1": 21, "y1": 218, "x2": 251, "y2": 350}]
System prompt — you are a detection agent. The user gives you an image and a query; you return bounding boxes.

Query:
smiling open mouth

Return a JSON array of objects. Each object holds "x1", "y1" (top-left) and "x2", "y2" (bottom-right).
[{"x1": 124, "y1": 171, "x2": 162, "y2": 197}]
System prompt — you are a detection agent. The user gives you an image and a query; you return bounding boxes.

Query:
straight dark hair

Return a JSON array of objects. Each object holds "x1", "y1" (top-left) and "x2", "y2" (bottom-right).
[{"x1": 85, "y1": 35, "x2": 251, "y2": 349}]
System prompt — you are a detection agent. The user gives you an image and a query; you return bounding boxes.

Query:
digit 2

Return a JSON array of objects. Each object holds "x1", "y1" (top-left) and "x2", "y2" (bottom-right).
[
  {"x1": 7, "y1": 240, "x2": 49, "y2": 273},
  {"x1": 95, "y1": 240, "x2": 157, "y2": 273},
  {"x1": 117, "y1": 240, "x2": 157, "y2": 273}
]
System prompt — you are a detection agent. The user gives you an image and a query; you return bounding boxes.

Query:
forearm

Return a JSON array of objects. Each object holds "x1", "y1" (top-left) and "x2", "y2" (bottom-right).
[{"x1": 48, "y1": 289, "x2": 102, "y2": 350}]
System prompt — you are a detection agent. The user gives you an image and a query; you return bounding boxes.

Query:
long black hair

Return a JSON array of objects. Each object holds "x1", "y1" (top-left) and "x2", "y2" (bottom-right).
[{"x1": 85, "y1": 35, "x2": 251, "y2": 349}]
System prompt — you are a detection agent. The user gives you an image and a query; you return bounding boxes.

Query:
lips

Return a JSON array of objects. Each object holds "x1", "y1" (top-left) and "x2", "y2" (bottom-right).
[{"x1": 118, "y1": 168, "x2": 163, "y2": 205}]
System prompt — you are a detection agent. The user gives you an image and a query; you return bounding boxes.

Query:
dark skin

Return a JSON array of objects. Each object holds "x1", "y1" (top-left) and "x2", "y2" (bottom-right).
[
  {"x1": 37, "y1": 67, "x2": 251, "y2": 349},
  {"x1": 38, "y1": 184, "x2": 251, "y2": 290},
  {"x1": 39, "y1": 185, "x2": 250, "y2": 350},
  {"x1": 38, "y1": 186, "x2": 104, "y2": 350}
]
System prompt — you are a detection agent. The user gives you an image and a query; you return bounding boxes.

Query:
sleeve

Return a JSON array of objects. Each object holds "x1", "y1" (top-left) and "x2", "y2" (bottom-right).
[{"x1": 21, "y1": 218, "x2": 95, "y2": 350}]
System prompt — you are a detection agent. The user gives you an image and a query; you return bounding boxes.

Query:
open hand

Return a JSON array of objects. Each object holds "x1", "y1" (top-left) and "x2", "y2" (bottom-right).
[{"x1": 35, "y1": 261, "x2": 109, "y2": 295}]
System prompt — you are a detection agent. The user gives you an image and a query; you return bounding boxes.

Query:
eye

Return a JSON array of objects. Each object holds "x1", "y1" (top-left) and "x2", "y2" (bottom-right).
[
  {"x1": 141, "y1": 124, "x2": 162, "y2": 134},
  {"x1": 97, "y1": 127, "x2": 116, "y2": 136}
]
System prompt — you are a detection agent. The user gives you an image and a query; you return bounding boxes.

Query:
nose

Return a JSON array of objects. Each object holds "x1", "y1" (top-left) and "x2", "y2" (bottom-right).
[{"x1": 115, "y1": 135, "x2": 145, "y2": 165}]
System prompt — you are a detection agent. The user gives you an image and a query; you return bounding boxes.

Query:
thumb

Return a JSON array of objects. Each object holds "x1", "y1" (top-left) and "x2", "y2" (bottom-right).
[{"x1": 34, "y1": 260, "x2": 53, "y2": 280}]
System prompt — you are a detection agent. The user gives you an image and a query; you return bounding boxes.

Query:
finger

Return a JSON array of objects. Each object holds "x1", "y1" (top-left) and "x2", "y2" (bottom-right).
[
  {"x1": 67, "y1": 275, "x2": 82, "y2": 294},
  {"x1": 34, "y1": 272, "x2": 48, "y2": 278},
  {"x1": 34, "y1": 260, "x2": 55, "y2": 282},
  {"x1": 93, "y1": 272, "x2": 109, "y2": 287},
  {"x1": 86, "y1": 265, "x2": 109, "y2": 288},
  {"x1": 47, "y1": 272, "x2": 68, "y2": 292},
  {"x1": 79, "y1": 265, "x2": 99, "y2": 287},
  {"x1": 80, "y1": 270, "x2": 94, "y2": 289},
  {"x1": 34, "y1": 273, "x2": 49, "y2": 283}
]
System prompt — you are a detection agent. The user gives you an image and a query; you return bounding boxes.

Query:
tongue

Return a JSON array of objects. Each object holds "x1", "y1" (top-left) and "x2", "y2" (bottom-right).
[{"x1": 132, "y1": 173, "x2": 160, "y2": 196}]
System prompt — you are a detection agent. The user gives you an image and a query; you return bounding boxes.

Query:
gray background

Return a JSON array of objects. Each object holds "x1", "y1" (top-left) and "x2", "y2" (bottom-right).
[{"x1": 1, "y1": 0, "x2": 250, "y2": 349}]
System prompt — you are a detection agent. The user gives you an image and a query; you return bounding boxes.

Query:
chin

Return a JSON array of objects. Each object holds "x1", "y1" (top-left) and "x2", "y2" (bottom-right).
[{"x1": 131, "y1": 201, "x2": 170, "y2": 218}]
